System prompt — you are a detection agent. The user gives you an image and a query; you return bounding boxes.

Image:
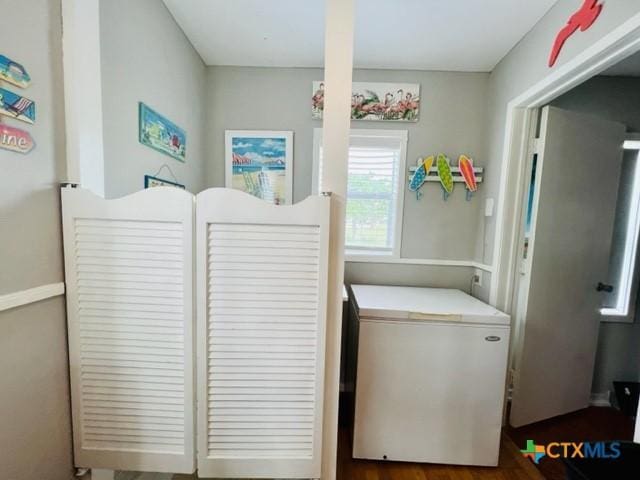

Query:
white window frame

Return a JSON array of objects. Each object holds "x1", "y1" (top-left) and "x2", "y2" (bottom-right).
[
  {"x1": 312, "y1": 128, "x2": 407, "y2": 260},
  {"x1": 600, "y1": 139, "x2": 640, "y2": 321}
]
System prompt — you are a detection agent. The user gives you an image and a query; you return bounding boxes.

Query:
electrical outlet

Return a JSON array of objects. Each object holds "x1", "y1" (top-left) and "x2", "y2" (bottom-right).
[{"x1": 473, "y1": 268, "x2": 483, "y2": 287}]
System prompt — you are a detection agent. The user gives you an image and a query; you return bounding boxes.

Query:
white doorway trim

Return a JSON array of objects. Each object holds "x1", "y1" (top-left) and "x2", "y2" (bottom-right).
[
  {"x1": 61, "y1": 0, "x2": 105, "y2": 196},
  {"x1": 490, "y1": 12, "x2": 640, "y2": 312}
]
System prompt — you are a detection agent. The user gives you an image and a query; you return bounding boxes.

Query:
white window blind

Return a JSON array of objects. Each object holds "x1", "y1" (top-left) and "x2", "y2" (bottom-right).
[{"x1": 313, "y1": 129, "x2": 407, "y2": 257}]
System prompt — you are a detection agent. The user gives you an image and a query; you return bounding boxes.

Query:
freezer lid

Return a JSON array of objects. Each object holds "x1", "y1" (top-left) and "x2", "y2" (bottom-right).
[{"x1": 351, "y1": 285, "x2": 510, "y2": 325}]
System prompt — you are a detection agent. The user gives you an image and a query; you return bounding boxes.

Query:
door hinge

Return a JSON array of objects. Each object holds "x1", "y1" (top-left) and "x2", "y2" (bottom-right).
[
  {"x1": 507, "y1": 368, "x2": 516, "y2": 400},
  {"x1": 519, "y1": 258, "x2": 528, "y2": 275},
  {"x1": 531, "y1": 137, "x2": 542, "y2": 156}
]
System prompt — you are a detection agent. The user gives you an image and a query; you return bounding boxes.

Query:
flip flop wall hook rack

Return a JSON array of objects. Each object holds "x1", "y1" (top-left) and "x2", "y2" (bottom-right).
[{"x1": 408, "y1": 154, "x2": 483, "y2": 201}]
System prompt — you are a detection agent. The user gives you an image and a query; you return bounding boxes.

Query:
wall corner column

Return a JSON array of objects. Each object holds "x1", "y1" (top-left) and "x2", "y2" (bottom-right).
[
  {"x1": 61, "y1": 0, "x2": 105, "y2": 196},
  {"x1": 320, "y1": 0, "x2": 355, "y2": 478}
]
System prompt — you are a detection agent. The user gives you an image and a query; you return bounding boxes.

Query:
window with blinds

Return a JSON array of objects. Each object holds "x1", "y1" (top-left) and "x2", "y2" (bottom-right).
[{"x1": 313, "y1": 129, "x2": 407, "y2": 257}]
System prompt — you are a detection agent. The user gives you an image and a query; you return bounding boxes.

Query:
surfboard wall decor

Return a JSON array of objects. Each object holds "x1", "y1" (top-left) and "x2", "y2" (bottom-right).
[
  {"x1": 407, "y1": 153, "x2": 483, "y2": 201},
  {"x1": 408, "y1": 155, "x2": 434, "y2": 199},
  {"x1": 459, "y1": 155, "x2": 477, "y2": 200},
  {"x1": 437, "y1": 154, "x2": 454, "y2": 200}
]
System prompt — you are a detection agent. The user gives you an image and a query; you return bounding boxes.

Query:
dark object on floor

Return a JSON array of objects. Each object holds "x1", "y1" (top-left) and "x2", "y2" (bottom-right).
[
  {"x1": 613, "y1": 381, "x2": 640, "y2": 417},
  {"x1": 563, "y1": 442, "x2": 640, "y2": 480}
]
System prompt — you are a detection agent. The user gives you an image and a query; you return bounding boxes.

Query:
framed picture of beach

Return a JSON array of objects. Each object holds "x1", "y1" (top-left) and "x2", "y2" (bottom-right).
[
  {"x1": 312, "y1": 81, "x2": 420, "y2": 122},
  {"x1": 144, "y1": 174, "x2": 185, "y2": 189},
  {"x1": 139, "y1": 102, "x2": 186, "y2": 162},
  {"x1": 225, "y1": 130, "x2": 293, "y2": 205}
]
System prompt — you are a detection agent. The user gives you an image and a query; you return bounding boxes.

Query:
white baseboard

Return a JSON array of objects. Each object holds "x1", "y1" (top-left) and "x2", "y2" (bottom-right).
[
  {"x1": 590, "y1": 391, "x2": 611, "y2": 407},
  {"x1": 113, "y1": 473, "x2": 172, "y2": 480}
]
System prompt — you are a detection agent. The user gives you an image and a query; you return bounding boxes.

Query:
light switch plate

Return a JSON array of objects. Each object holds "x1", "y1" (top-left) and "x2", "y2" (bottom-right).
[{"x1": 485, "y1": 198, "x2": 494, "y2": 217}]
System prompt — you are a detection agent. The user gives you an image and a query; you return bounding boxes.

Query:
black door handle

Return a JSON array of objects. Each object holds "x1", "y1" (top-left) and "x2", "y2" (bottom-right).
[{"x1": 597, "y1": 282, "x2": 614, "y2": 293}]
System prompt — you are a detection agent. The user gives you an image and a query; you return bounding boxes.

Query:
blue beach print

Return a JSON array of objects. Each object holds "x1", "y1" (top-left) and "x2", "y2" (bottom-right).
[
  {"x1": 231, "y1": 136, "x2": 288, "y2": 204},
  {"x1": 139, "y1": 103, "x2": 186, "y2": 162}
]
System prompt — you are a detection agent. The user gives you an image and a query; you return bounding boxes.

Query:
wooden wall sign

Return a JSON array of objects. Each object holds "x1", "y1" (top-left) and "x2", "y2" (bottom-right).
[
  {"x1": 0, "y1": 54, "x2": 31, "y2": 89},
  {"x1": 0, "y1": 123, "x2": 34, "y2": 154},
  {"x1": 549, "y1": 0, "x2": 603, "y2": 67}
]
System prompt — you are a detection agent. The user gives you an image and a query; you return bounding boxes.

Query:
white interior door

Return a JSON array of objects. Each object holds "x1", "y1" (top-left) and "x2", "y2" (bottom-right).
[
  {"x1": 510, "y1": 107, "x2": 626, "y2": 427},
  {"x1": 61, "y1": 187, "x2": 195, "y2": 473},
  {"x1": 196, "y1": 189, "x2": 330, "y2": 478}
]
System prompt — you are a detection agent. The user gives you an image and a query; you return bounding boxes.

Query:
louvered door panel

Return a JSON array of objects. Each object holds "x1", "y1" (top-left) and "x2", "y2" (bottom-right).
[
  {"x1": 196, "y1": 189, "x2": 330, "y2": 478},
  {"x1": 62, "y1": 187, "x2": 195, "y2": 474}
]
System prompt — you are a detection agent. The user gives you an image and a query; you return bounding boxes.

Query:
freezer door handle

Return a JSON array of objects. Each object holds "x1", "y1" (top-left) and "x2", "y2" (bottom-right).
[
  {"x1": 485, "y1": 336, "x2": 501, "y2": 342},
  {"x1": 408, "y1": 312, "x2": 462, "y2": 322}
]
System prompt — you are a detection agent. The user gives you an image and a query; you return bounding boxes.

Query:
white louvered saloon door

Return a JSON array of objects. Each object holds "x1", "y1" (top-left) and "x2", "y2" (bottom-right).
[
  {"x1": 61, "y1": 187, "x2": 195, "y2": 473},
  {"x1": 196, "y1": 189, "x2": 330, "y2": 478}
]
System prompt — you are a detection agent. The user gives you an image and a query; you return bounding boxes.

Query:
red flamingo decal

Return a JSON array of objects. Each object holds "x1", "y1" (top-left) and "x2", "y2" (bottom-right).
[{"x1": 549, "y1": 0, "x2": 603, "y2": 67}]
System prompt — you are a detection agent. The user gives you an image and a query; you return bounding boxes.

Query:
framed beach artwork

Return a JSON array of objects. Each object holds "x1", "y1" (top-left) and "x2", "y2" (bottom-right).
[
  {"x1": 225, "y1": 130, "x2": 293, "y2": 205},
  {"x1": 312, "y1": 81, "x2": 420, "y2": 122},
  {"x1": 139, "y1": 102, "x2": 186, "y2": 162},
  {"x1": 144, "y1": 174, "x2": 185, "y2": 189}
]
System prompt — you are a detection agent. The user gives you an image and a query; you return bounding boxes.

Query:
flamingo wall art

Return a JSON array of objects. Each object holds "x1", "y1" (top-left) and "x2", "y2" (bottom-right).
[{"x1": 312, "y1": 81, "x2": 420, "y2": 122}]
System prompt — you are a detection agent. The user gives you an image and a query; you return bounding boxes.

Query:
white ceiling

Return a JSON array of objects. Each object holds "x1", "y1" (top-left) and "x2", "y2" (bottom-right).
[
  {"x1": 163, "y1": 0, "x2": 558, "y2": 72},
  {"x1": 602, "y1": 51, "x2": 640, "y2": 77}
]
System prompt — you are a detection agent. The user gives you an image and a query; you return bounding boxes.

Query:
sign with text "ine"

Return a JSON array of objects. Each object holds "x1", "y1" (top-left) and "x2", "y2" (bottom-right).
[{"x1": 0, "y1": 123, "x2": 34, "y2": 154}]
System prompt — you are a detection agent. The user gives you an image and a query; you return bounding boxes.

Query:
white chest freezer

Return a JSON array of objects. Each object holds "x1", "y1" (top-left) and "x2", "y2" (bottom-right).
[{"x1": 351, "y1": 285, "x2": 510, "y2": 467}]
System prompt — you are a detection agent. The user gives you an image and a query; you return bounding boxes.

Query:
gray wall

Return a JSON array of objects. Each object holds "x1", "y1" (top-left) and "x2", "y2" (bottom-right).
[
  {"x1": 551, "y1": 76, "x2": 640, "y2": 133},
  {"x1": 100, "y1": 0, "x2": 207, "y2": 198},
  {"x1": 593, "y1": 316, "x2": 640, "y2": 396},
  {"x1": 205, "y1": 66, "x2": 489, "y2": 290},
  {"x1": 0, "y1": 0, "x2": 73, "y2": 478},
  {"x1": 476, "y1": 0, "x2": 640, "y2": 305},
  {"x1": 550, "y1": 76, "x2": 640, "y2": 396}
]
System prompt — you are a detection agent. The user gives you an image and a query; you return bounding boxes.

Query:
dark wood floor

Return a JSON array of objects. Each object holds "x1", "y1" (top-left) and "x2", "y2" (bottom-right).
[
  {"x1": 176, "y1": 406, "x2": 634, "y2": 479},
  {"x1": 175, "y1": 426, "x2": 544, "y2": 480},
  {"x1": 506, "y1": 407, "x2": 635, "y2": 480}
]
